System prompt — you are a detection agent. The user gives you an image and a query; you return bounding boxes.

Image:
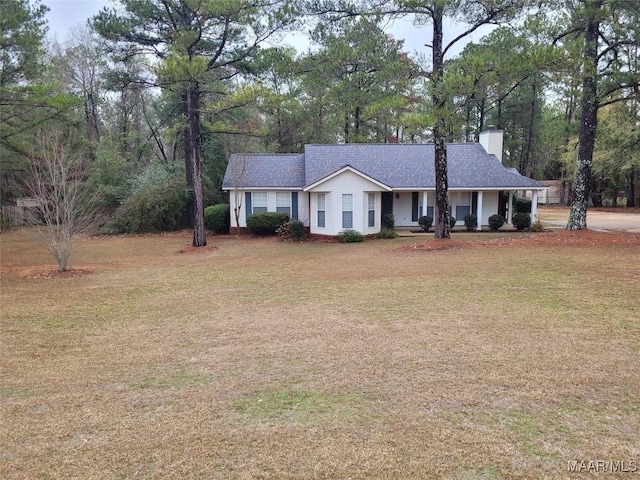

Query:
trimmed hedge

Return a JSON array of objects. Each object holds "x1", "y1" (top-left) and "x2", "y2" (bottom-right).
[
  {"x1": 512, "y1": 212, "x2": 531, "y2": 231},
  {"x1": 246, "y1": 211, "x2": 289, "y2": 235},
  {"x1": 204, "y1": 203, "x2": 230, "y2": 234},
  {"x1": 464, "y1": 213, "x2": 477, "y2": 231},
  {"x1": 418, "y1": 215, "x2": 433, "y2": 232},
  {"x1": 383, "y1": 214, "x2": 395, "y2": 230},
  {"x1": 450, "y1": 216, "x2": 457, "y2": 229},
  {"x1": 488, "y1": 214, "x2": 505, "y2": 231}
]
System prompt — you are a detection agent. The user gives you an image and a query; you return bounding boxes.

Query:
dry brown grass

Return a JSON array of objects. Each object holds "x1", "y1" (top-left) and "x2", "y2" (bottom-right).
[{"x1": 1, "y1": 228, "x2": 639, "y2": 479}]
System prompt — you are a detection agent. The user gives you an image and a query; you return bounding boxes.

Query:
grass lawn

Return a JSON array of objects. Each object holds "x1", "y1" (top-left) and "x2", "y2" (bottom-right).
[{"x1": 1, "y1": 228, "x2": 639, "y2": 479}]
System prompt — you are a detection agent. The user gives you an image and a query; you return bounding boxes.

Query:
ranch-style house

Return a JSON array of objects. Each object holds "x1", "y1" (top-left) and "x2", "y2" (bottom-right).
[{"x1": 222, "y1": 129, "x2": 547, "y2": 236}]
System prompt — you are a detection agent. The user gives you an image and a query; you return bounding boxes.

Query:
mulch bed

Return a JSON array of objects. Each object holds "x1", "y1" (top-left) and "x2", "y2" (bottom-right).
[{"x1": 13, "y1": 266, "x2": 94, "y2": 279}]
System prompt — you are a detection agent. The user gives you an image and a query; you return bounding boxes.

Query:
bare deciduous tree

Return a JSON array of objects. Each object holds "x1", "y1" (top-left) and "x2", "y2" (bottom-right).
[
  {"x1": 229, "y1": 153, "x2": 248, "y2": 235},
  {"x1": 24, "y1": 130, "x2": 96, "y2": 271}
]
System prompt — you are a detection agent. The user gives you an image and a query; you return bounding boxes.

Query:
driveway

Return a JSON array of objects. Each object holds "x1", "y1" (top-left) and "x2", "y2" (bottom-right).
[{"x1": 538, "y1": 207, "x2": 640, "y2": 233}]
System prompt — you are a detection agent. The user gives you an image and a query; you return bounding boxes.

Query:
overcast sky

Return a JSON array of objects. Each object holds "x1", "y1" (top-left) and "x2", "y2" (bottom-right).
[{"x1": 42, "y1": 0, "x2": 493, "y2": 58}]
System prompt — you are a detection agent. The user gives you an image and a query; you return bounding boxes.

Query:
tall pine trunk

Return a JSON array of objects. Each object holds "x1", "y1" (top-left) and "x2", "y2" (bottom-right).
[
  {"x1": 567, "y1": 0, "x2": 601, "y2": 230},
  {"x1": 185, "y1": 83, "x2": 206, "y2": 246},
  {"x1": 432, "y1": 4, "x2": 450, "y2": 238},
  {"x1": 627, "y1": 166, "x2": 636, "y2": 207}
]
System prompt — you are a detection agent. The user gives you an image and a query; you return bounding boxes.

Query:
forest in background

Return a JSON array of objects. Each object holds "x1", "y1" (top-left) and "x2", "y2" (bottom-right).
[{"x1": 1, "y1": 0, "x2": 638, "y2": 241}]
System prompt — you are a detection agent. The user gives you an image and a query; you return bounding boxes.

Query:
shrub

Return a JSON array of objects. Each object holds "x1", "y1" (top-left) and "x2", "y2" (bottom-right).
[
  {"x1": 108, "y1": 165, "x2": 188, "y2": 233},
  {"x1": 512, "y1": 212, "x2": 531, "y2": 231},
  {"x1": 464, "y1": 213, "x2": 477, "y2": 231},
  {"x1": 375, "y1": 228, "x2": 398, "y2": 239},
  {"x1": 383, "y1": 213, "x2": 395, "y2": 230},
  {"x1": 450, "y1": 216, "x2": 457, "y2": 229},
  {"x1": 338, "y1": 229, "x2": 363, "y2": 243},
  {"x1": 529, "y1": 219, "x2": 545, "y2": 232},
  {"x1": 488, "y1": 214, "x2": 505, "y2": 231},
  {"x1": 277, "y1": 219, "x2": 306, "y2": 240},
  {"x1": 246, "y1": 211, "x2": 289, "y2": 235},
  {"x1": 514, "y1": 197, "x2": 532, "y2": 213},
  {"x1": 288, "y1": 220, "x2": 306, "y2": 240},
  {"x1": 418, "y1": 215, "x2": 433, "y2": 232},
  {"x1": 204, "y1": 203, "x2": 230, "y2": 234}
]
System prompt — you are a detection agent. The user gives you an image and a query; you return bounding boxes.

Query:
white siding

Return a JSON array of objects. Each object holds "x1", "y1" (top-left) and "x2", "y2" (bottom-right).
[
  {"x1": 307, "y1": 171, "x2": 385, "y2": 235},
  {"x1": 228, "y1": 190, "x2": 306, "y2": 228},
  {"x1": 479, "y1": 191, "x2": 499, "y2": 225},
  {"x1": 393, "y1": 191, "x2": 500, "y2": 228},
  {"x1": 393, "y1": 192, "x2": 435, "y2": 227}
]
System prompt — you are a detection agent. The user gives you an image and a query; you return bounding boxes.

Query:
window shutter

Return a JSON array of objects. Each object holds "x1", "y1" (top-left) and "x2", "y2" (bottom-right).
[
  {"x1": 411, "y1": 192, "x2": 419, "y2": 221},
  {"x1": 245, "y1": 192, "x2": 252, "y2": 218},
  {"x1": 291, "y1": 192, "x2": 298, "y2": 220}
]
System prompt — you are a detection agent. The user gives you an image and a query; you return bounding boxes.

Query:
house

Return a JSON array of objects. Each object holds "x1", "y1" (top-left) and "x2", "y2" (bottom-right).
[
  {"x1": 222, "y1": 129, "x2": 547, "y2": 235},
  {"x1": 524, "y1": 180, "x2": 570, "y2": 205}
]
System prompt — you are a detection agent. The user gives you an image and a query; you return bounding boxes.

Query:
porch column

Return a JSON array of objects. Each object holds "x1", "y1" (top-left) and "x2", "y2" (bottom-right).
[
  {"x1": 422, "y1": 192, "x2": 428, "y2": 218},
  {"x1": 507, "y1": 191, "x2": 514, "y2": 224},
  {"x1": 476, "y1": 191, "x2": 483, "y2": 231},
  {"x1": 531, "y1": 190, "x2": 538, "y2": 223}
]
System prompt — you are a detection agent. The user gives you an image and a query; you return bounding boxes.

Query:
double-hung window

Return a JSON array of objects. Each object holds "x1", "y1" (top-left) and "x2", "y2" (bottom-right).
[
  {"x1": 252, "y1": 192, "x2": 267, "y2": 213},
  {"x1": 367, "y1": 193, "x2": 375, "y2": 228},
  {"x1": 276, "y1": 192, "x2": 291, "y2": 216},
  {"x1": 317, "y1": 193, "x2": 326, "y2": 228},
  {"x1": 455, "y1": 192, "x2": 471, "y2": 220},
  {"x1": 342, "y1": 194, "x2": 353, "y2": 229}
]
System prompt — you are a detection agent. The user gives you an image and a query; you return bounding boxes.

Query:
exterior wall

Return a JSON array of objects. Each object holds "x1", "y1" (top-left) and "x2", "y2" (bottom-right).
[
  {"x1": 307, "y1": 170, "x2": 385, "y2": 235},
  {"x1": 394, "y1": 190, "x2": 500, "y2": 227},
  {"x1": 228, "y1": 190, "x2": 306, "y2": 229},
  {"x1": 393, "y1": 192, "x2": 435, "y2": 227},
  {"x1": 478, "y1": 191, "x2": 499, "y2": 225},
  {"x1": 228, "y1": 187, "x2": 516, "y2": 233}
]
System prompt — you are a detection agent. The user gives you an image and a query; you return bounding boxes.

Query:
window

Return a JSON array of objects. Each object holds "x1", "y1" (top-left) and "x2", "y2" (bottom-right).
[
  {"x1": 456, "y1": 206, "x2": 471, "y2": 220},
  {"x1": 367, "y1": 193, "x2": 375, "y2": 228},
  {"x1": 276, "y1": 192, "x2": 291, "y2": 216},
  {"x1": 342, "y1": 194, "x2": 353, "y2": 229},
  {"x1": 455, "y1": 192, "x2": 471, "y2": 221},
  {"x1": 252, "y1": 192, "x2": 267, "y2": 213},
  {"x1": 317, "y1": 193, "x2": 325, "y2": 228}
]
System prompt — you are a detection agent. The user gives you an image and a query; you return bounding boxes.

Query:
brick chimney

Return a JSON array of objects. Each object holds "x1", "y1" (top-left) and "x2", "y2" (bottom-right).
[{"x1": 479, "y1": 126, "x2": 504, "y2": 163}]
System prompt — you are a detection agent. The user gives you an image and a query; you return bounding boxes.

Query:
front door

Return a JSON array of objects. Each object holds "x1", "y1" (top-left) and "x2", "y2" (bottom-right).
[
  {"x1": 381, "y1": 192, "x2": 393, "y2": 224},
  {"x1": 498, "y1": 191, "x2": 508, "y2": 218}
]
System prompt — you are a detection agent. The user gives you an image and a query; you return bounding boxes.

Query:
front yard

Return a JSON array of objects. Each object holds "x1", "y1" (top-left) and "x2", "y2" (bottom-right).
[{"x1": 1, "y1": 228, "x2": 639, "y2": 479}]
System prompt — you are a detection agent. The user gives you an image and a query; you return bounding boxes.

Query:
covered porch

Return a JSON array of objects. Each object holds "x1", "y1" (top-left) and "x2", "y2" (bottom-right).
[{"x1": 384, "y1": 189, "x2": 541, "y2": 231}]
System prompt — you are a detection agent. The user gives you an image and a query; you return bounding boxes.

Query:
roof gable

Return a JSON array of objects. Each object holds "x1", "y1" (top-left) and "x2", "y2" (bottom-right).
[{"x1": 303, "y1": 165, "x2": 392, "y2": 191}]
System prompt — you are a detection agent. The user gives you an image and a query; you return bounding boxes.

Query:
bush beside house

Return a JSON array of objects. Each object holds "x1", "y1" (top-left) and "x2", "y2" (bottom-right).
[
  {"x1": 247, "y1": 212, "x2": 289, "y2": 235},
  {"x1": 512, "y1": 212, "x2": 531, "y2": 231},
  {"x1": 204, "y1": 204, "x2": 230, "y2": 234},
  {"x1": 488, "y1": 214, "x2": 505, "y2": 230}
]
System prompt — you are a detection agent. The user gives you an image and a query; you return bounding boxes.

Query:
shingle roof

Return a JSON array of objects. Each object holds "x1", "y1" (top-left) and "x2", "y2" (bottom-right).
[
  {"x1": 222, "y1": 144, "x2": 546, "y2": 190},
  {"x1": 222, "y1": 153, "x2": 305, "y2": 189}
]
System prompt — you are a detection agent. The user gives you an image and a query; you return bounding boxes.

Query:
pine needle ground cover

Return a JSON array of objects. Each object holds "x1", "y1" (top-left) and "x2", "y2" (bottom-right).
[{"x1": 1, "y1": 228, "x2": 638, "y2": 479}]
